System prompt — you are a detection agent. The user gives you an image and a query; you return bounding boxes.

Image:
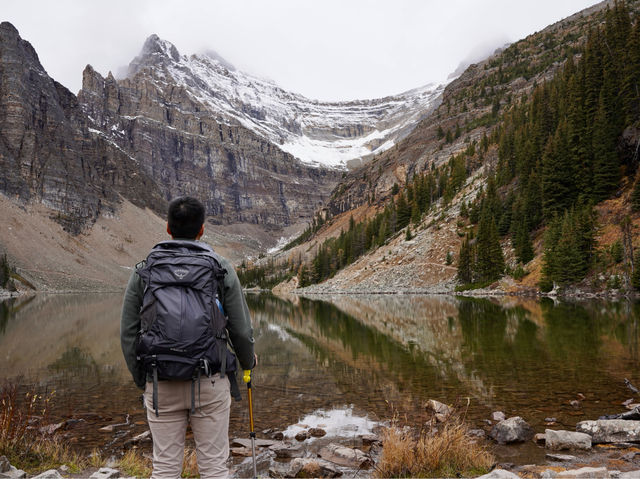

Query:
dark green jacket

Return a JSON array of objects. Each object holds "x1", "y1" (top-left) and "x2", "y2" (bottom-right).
[{"x1": 120, "y1": 241, "x2": 255, "y2": 388}]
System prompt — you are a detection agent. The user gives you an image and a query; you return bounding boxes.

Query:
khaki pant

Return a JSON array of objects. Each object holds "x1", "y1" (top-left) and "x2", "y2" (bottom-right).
[{"x1": 144, "y1": 376, "x2": 231, "y2": 479}]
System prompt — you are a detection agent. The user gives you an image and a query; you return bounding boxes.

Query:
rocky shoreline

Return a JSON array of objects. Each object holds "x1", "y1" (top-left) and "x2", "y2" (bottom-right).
[{"x1": 5, "y1": 401, "x2": 640, "y2": 478}]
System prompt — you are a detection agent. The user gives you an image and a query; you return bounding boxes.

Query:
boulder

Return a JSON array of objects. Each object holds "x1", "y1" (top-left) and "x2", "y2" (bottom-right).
[
  {"x1": 309, "y1": 427, "x2": 327, "y2": 437},
  {"x1": 576, "y1": 420, "x2": 640, "y2": 444},
  {"x1": 30, "y1": 471, "x2": 63, "y2": 479},
  {"x1": 476, "y1": 469, "x2": 520, "y2": 479},
  {"x1": 318, "y1": 443, "x2": 372, "y2": 468},
  {"x1": 269, "y1": 442, "x2": 304, "y2": 459},
  {"x1": 0, "y1": 465, "x2": 26, "y2": 479},
  {"x1": 545, "y1": 429, "x2": 592, "y2": 450},
  {"x1": 489, "y1": 416, "x2": 534, "y2": 444},
  {"x1": 620, "y1": 471, "x2": 640, "y2": 479},
  {"x1": 89, "y1": 468, "x2": 120, "y2": 479},
  {"x1": 557, "y1": 467, "x2": 609, "y2": 478},
  {"x1": 492, "y1": 411, "x2": 506, "y2": 422},
  {"x1": 287, "y1": 458, "x2": 342, "y2": 478},
  {"x1": 426, "y1": 399, "x2": 453, "y2": 422}
]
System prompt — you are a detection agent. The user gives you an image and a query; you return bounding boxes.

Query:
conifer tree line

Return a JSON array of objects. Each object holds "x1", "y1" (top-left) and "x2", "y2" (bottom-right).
[
  {"x1": 470, "y1": 1, "x2": 640, "y2": 289},
  {"x1": 297, "y1": 145, "x2": 479, "y2": 286},
  {"x1": 266, "y1": 2, "x2": 640, "y2": 290}
]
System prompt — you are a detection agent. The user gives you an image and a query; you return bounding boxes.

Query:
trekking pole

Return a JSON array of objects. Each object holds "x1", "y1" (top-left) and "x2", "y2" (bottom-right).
[{"x1": 243, "y1": 369, "x2": 257, "y2": 479}]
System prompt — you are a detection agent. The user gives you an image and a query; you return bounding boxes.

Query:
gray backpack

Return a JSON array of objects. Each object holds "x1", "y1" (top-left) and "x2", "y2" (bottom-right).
[{"x1": 135, "y1": 240, "x2": 240, "y2": 415}]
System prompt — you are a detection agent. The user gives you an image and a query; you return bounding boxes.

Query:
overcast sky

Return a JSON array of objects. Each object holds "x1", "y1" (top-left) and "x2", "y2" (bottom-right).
[{"x1": 4, "y1": 0, "x2": 599, "y2": 101}]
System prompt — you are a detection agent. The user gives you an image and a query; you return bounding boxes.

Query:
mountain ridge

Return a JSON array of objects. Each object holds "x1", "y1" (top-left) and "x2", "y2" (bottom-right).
[{"x1": 116, "y1": 33, "x2": 445, "y2": 169}]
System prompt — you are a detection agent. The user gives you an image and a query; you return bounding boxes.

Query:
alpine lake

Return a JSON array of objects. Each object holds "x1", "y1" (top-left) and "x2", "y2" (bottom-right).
[{"x1": 1, "y1": 292, "x2": 639, "y2": 467}]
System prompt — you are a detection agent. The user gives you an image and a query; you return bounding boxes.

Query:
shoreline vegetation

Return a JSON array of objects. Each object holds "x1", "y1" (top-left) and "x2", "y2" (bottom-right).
[
  {"x1": 0, "y1": 382, "x2": 497, "y2": 479},
  {"x1": 4, "y1": 382, "x2": 640, "y2": 478}
]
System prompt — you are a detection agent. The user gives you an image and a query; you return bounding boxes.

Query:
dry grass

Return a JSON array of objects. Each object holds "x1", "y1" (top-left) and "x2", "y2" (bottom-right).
[
  {"x1": 117, "y1": 449, "x2": 153, "y2": 478},
  {"x1": 376, "y1": 415, "x2": 494, "y2": 478},
  {"x1": 117, "y1": 446, "x2": 200, "y2": 478},
  {"x1": 0, "y1": 384, "x2": 85, "y2": 473},
  {"x1": 181, "y1": 447, "x2": 199, "y2": 477}
]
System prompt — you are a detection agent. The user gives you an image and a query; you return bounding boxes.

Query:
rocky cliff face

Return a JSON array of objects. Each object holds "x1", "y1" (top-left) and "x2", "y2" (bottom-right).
[
  {"x1": 78, "y1": 36, "x2": 342, "y2": 228},
  {"x1": 117, "y1": 35, "x2": 444, "y2": 170},
  {"x1": 0, "y1": 22, "x2": 165, "y2": 233}
]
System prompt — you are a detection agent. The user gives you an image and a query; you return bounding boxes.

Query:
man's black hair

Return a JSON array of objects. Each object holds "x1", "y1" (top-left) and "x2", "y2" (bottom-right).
[{"x1": 168, "y1": 196, "x2": 205, "y2": 239}]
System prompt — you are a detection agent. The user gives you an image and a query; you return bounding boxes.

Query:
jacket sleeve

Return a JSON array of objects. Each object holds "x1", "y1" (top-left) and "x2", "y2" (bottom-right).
[
  {"x1": 120, "y1": 268, "x2": 146, "y2": 389},
  {"x1": 221, "y1": 258, "x2": 256, "y2": 371}
]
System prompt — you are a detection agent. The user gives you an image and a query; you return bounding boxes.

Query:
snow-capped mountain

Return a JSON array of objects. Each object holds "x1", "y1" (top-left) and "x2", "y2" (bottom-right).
[{"x1": 124, "y1": 34, "x2": 446, "y2": 169}]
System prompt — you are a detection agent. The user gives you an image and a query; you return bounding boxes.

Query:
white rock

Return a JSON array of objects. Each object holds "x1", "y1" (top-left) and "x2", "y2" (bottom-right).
[
  {"x1": 619, "y1": 471, "x2": 640, "y2": 479},
  {"x1": 30, "y1": 471, "x2": 63, "y2": 479},
  {"x1": 476, "y1": 469, "x2": 520, "y2": 479},
  {"x1": 1, "y1": 465, "x2": 26, "y2": 479},
  {"x1": 557, "y1": 467, "x2": 610, "y2": 478},
  {"x1": 89, "y1": 467, "x2": 120, "y2": 479},
  {"x1": 492, "y1": 411, "x2": 507, "y2": 422}
]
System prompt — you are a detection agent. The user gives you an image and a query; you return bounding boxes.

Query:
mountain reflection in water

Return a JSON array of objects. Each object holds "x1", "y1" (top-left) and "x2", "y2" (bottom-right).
[{"x1": 1, "y1": 292, "x2": 639, "y2": 464}]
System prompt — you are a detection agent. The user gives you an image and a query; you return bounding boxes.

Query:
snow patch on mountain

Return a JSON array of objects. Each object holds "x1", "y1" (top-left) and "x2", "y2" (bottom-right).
[{"x1": 126, "y1": 35, "x2": 447, "y2": 169}]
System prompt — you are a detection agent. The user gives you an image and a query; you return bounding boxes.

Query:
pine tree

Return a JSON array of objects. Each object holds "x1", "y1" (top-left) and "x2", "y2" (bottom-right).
[
  {"x1": 475, "y1": 207, "x2": 505, "y2": 282},
  {"x1": 457, "y1": 235, "x2": 473, "y2": 284},
  {"x1": 411, "y1": 201, "x2": 421, "y2": 225},
  {"x1": 405, "y1": 225, "x2": 413, "y2": 241},
  {"x1": 396, "y1": 192, "x2": 411, "y2": 230},
  {"x1": 591, "y1": 92, "x2": 620, "y2": 201},
  {"x1": 513, "y1": 217, "x2": 534, "y2": 264},
  {"x1": 631, "y1": 180, "x2": 640, "y2": 212},
  {"x1": 541, "y1": 121, "x2": 574, "y2": 218}
]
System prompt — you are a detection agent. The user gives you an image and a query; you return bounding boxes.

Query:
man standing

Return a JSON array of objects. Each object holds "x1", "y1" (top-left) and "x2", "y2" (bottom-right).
[{"x1": 121, "y1": 196, "x2": 256, "y2": 479}]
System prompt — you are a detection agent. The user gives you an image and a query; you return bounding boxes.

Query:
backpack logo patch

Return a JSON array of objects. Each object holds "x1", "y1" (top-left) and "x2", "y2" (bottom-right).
[{"x1": 173, "y1": 268, "x2": 189, "y2": 279}]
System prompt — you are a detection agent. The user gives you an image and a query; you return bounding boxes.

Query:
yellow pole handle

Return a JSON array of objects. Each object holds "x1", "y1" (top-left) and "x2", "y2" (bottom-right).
[{"x1": 243, "y1": 369, "x2": 251, "y2": 383}]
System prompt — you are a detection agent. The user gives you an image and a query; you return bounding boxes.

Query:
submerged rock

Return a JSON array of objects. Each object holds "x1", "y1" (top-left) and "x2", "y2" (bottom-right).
[
  {"x1": 546, "y1": 453, "x2": 577, "y2": 462},
  {"x1": 309, "y1": 427, "x2": 327, "y2": 437},
  {"x1": 489, "y1": 416, "x2": 534, "y2": 444}
]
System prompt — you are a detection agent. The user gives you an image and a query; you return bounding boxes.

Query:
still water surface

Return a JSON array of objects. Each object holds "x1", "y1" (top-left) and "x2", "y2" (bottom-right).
[{"x1": 1, "y1": 292, "x2": 639, "y2": 464}]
